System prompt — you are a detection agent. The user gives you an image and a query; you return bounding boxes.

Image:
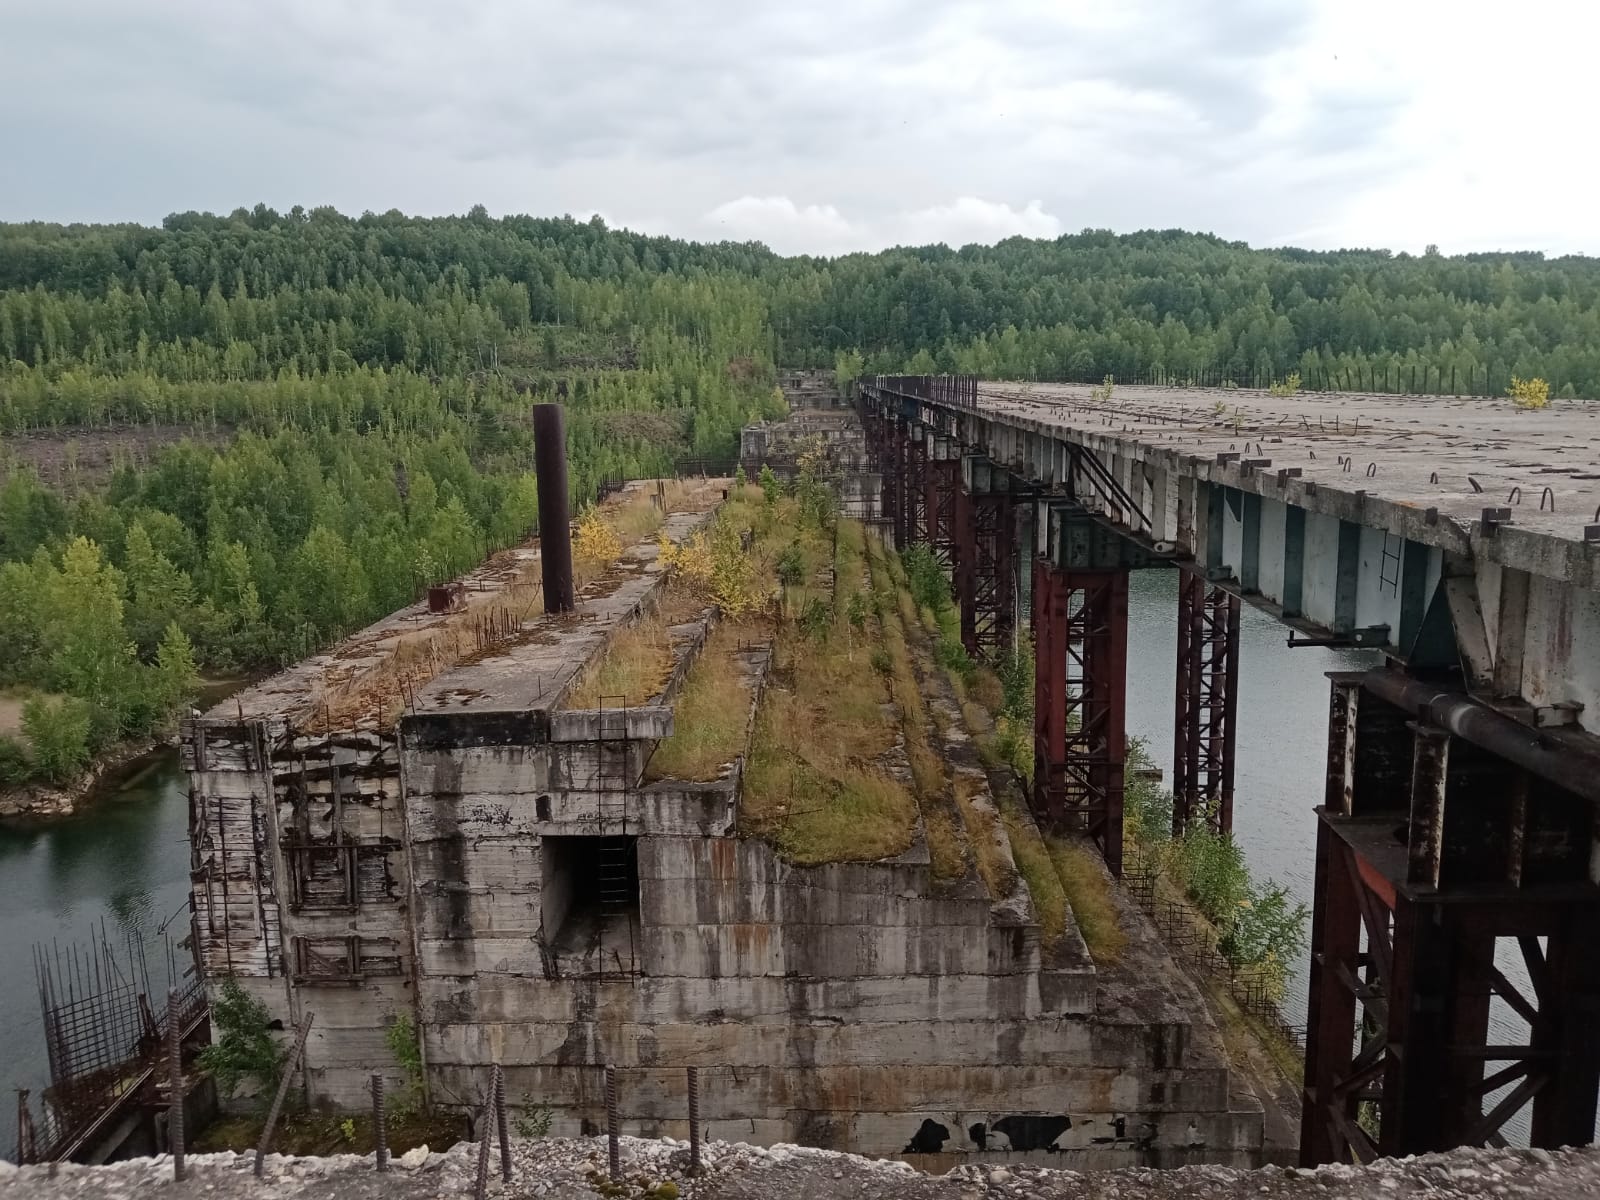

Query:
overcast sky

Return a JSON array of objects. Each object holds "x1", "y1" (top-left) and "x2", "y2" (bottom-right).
[{"x1": 1, "y1": 0, "x2": 1592, "y2": 258}]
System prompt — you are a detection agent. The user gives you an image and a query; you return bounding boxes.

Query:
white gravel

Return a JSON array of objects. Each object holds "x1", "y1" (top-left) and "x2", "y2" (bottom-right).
[{"x1": 2, "y1": 1136, "x2": 1596, "y2": 1198}]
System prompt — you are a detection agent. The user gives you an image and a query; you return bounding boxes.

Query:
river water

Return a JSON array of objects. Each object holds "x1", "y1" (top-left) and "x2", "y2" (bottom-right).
[
  {"x1": 1124, "y1": 567, "x2": 1380, "y2": 1026},
  {"x1": 0, "y1": 752, "x2": 192, "y2": 1154}
]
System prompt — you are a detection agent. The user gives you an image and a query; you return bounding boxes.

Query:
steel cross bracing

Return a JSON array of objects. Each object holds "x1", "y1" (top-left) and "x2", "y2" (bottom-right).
[
  {"x1": 1032, "y1": 558, "x2": 1129, "y2": 876},
  {"x1": 881, "y1": 412, "x2": 904, "y2": 548},
  {"x1": 1172, "y1": 569, "x2": 1241, "y2": 835},
  {"x1": 905, "y1": 432, "x2": 929, "y2": 546},
  {"x1": 966, "y1": 488, "x2": 1016, "y2": 659},
  {"x1": 1301, "y1": 675, "x2": 1600, "y2": 1166},
  {"x1": 925, "y1": 457, "x2": 961, "y2": 569}
]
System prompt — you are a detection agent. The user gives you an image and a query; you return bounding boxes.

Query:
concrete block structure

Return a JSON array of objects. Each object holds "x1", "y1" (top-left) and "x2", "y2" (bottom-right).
[
  {"x1": 184, "y1": 472, "x2": 1267, "y2": 1170},
  {"x1": 740, "y1": 370, "x2": 881, "y2": 518}
]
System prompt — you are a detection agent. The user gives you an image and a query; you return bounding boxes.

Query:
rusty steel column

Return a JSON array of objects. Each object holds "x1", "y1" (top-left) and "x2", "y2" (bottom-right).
[
  {"x1": 927, "y1": 455, "x2": 960, "y2": 569},
  {"x1": 1171, "y1": 569, "x2": 1241, "y2": 836},
  {"x1": 1032, "y1": 557, "x2": 1067, "y2": 829},
  {"x1": 969, "y1": 488, "x2": 1015, "y2": 659},
  {"x1": 954, "y1": 475, "x2": 976, "y2": 652},
  {"x1": 906, "y1": 427, "x2": 928, "y2": 546},
  {"x1": 1032, "y1": 561, "x2": 1129, "y2": 875},
  {"x1": 1298, "y1": 816, "x2": 1364, "y2": 1166},
  {"x1": 1301, "y1": 671, "x2": 1600, "y2": 1166},
  {"x1": 532, "y1": 403, "x2": 575, "y2": 613},
  {"x1": 889, "y1": 414, "x2": 908, "y2": 550}
]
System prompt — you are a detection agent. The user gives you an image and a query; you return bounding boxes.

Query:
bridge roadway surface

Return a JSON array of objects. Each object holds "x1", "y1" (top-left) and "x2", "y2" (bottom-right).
[
  {"x1": 911, "y1": 380, "x2": 1600, "y2": 742},
  {"x1": 977, "y1": 381, "x2": 1600, "y2": 547}
]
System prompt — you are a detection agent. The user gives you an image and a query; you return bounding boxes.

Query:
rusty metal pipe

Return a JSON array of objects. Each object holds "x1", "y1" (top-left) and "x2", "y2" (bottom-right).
[
  {"x1": 532, "y1": 404, "x2": 574, "y2": 613},
  {"x1": 1361, "y1": 669, "x2": 1600, "y2": 803}
]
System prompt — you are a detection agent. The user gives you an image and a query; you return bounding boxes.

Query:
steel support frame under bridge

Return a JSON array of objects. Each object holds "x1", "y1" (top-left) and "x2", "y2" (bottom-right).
[{"x1": 1302, "y1": 670, "x2": 1600, "y2": 1165}]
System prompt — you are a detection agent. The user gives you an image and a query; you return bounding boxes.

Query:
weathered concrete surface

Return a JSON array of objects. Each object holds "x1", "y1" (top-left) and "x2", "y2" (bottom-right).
[
  {"x1": 4, "y1": 1137, "x2": 1595, "y2": 1199},
  {"x1": 901, "y1": 380, "x2": 1600, "y2": 739}
]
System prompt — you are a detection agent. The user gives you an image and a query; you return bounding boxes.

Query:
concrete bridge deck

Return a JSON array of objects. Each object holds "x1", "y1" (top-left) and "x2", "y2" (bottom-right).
[{"x1": 889, "y1": 379, "x2": 1600, "y2": 740}]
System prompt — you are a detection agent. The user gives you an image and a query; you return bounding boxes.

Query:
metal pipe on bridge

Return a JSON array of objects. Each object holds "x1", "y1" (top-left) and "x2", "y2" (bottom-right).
[
  {"x1": 532, "y1": 404, "x2": 575, "y2": 614},
  {"x1": 1361, "y1": 669, "x2": 1600, "y2": 804}
]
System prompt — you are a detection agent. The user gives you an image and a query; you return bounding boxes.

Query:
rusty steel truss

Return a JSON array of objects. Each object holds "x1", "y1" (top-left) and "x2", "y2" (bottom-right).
[
  {"x1": 964, "y1": 487, "x2": 1016, "y2": 660},
  {"x1": 1172, "y1": 569, "x2": 1241, "y2": 835},
  {"x1": 1032, "y1": 558, "x2": 1128, "y2": 876},
  {"x1": 925, "y1": 455, "x2": 961, "y2": 570},
  {"x1": 1302, "y1": 673, "x2": 1600, "y2": 1165}
]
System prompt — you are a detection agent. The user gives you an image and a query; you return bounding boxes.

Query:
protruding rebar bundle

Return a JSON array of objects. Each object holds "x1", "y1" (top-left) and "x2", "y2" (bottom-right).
[
  {"x1": 494, "y1": 1064, "x2": 512, "y2": 1183},
  {"x1": 532, "y1": 404, "x2": 574, "y2": 613},
  {"x1": 687, "y1": 1066, "x2": 700, "y2": 1176},
  {"x1": 166, "y1": 988, "x2": 186, "y2": 1182},
  {"x1": 371, "y1": 1073, "x2": 388, "y2": 1172},
  {"x1": 255, "y1": 1011, "x2": 314, "y2": 1178},
  {"x1": 605, "y1": 1063, "x2": 620, "y2": 1180}
]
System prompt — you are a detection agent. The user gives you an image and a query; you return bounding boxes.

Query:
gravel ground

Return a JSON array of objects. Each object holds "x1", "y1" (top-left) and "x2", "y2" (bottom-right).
[{"x1": 3, "y1": 1136, "x2": 1596, "y2": 1199}]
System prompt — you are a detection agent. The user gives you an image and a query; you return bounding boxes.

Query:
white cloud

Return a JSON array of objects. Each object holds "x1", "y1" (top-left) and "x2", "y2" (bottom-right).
[
  {"x1": 702, "y1": 196, "x2": 858, "y2": 255},
  {"x1": 900, "y1": 198, "x2": 1063, "y2": 248}
]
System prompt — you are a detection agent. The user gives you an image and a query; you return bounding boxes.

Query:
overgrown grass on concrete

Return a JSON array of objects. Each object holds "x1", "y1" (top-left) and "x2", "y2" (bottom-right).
[
  {"x1": 1047, "y1": 836, "x2": 1128, "y2": 965},
  {"x1": 565, "y1": 615, "x2": 673, "y2": 708},
  {"x1": 646, "y1": 619, "x2": 766, "y2": 782},
  {"x1": 924, "y1": 809, "x2": 967, "y2": 881},
  {"x1": 955, "y1": 775, "x2": 1016, "y2": 900},
  {"x1": 741, "y1": 512, "x2": 917, "y2": 864},
  {"x1": 999, "y1": 790, "x2": 1067, "y2": 948},
  {"x1": 864, "y1": 534, "x2": 946, "y2": 802}
]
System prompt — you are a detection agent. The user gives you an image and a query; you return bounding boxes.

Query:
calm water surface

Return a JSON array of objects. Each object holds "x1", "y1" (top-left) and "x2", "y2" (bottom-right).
[{"x1": 0, "y1": 751, "x2": 191, "y2": 1152}]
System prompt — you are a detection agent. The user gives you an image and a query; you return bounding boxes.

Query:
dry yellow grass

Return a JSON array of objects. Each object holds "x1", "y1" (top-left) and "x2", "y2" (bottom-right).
[
  {"x1": 1000, "y1": 793, "x2": 1067, "y2": 948},
  {"x1": 956, "y1": 775, "x2": 1016, "y2": 900},
  {"x1": 565, "y1": 616, "x2": 673, "y2": 709},
  {"x1": 924, "y1": 810, "x2": 967, "y2": 881},
  {"x1": 1047, "y1": 837, "x2": 1128, "y2": 965},
  {"x1": 646, "y1": 619, "x2": 765, "y2": 781}
]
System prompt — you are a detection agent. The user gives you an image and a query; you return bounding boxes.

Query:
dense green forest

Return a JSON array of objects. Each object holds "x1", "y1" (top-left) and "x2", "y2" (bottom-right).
[{"x1": 2, "y1": 204, "x2": 1597, "y2": 786}]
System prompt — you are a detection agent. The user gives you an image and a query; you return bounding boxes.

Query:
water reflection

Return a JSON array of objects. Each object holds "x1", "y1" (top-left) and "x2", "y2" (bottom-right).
[{"x1": 0, "y1": 751, "x2": 191, "y2": 1152}]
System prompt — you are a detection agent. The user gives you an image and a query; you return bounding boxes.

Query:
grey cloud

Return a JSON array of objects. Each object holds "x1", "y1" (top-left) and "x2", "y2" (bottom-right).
[{"x1": 0, "y1": 0, "x2": 1418, "y2": 253}]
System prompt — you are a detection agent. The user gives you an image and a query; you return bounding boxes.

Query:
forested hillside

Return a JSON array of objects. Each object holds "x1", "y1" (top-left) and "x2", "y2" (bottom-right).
[{"x1": 2, "y1": 205, "x2": 1597, "y2": 787}]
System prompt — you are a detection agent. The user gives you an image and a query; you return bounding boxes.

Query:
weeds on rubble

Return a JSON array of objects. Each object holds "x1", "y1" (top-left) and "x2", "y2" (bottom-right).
[
  {"x1": 1267, "y1": 372, "x2": 1302, "y2": 398},
  {"x1": 565, "y1": 615, "x2": 673, "y2": 708},
  {"x1": 386, "y1": 1011, "x2": 425, "y2": 1118}
]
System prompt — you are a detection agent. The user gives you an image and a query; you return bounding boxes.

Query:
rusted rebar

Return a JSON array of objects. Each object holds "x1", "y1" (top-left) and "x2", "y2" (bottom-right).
[
  {"x1": 255, "y1": 1011, "x2": 314, "y2": 1178},
  {"x1": 167, "y1": 988, "x2": 186, "y2": 1182},
  {"x1": 494, "y1": 1064, "x2": 512, "y2": 1183},
  {"x1": 371, "y1": 1073, "x2": 388, "y2": 1172},
  {"x1": 605, "y1": 1064, "x2": 620, "y2": 1180},
  {"x1": 687, "y1": 1066, "x2": 700, "y2": 1176}
]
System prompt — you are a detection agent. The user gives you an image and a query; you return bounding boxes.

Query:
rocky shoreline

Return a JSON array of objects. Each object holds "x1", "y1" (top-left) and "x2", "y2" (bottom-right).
[{"x1": 0, "y1": 737, "x2": 172, "y2": 821}]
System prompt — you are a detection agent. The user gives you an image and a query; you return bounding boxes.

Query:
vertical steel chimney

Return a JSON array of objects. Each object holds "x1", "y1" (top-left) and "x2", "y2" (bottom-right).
[{"x1": 532, "y1": 404, "x2": 575, "y2": 613}]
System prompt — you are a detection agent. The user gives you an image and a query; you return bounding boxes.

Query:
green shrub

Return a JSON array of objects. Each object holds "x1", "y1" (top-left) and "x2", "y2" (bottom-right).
[
  {"x1": 385, "y1": 1011, "x2": 425, "y2": 1116},
  {"x1": 22, "y1": 695, "x2": 92, "y2": 783},
  {"x1": 199, "y1": 976, "x2": 285, "y2": 1103},
  {"x1": 0, "y1": 734, "x2": 33, "y2": 785}
]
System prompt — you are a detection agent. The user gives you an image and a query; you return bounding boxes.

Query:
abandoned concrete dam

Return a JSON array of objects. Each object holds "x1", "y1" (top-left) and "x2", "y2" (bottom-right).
[
  {"x1": 178, "y1": 376, "x2": 1266, "y2": 1172},
  {"x1": 31, "y1": 367, "x2": 1592, "y2": 1186}
]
